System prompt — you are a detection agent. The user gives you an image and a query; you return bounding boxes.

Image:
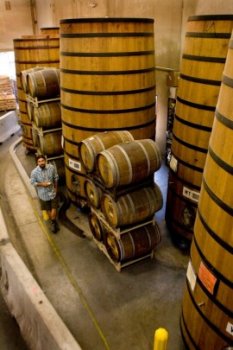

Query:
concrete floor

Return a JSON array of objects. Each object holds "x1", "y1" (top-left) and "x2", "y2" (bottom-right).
[{"x1": 0, "y1": 129, "x2": 189, "y2": 350}]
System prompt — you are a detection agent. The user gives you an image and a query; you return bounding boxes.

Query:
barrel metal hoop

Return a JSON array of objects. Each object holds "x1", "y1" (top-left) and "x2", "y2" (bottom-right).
[
  {"x1": 60, "y1": 67, "x2": 155, "y2": 75},
  {"x1": 15, "y1": 60, "x2": 59, "y2": 64},
  {"x1": 60, "y1": 18, "x2": 154, "y2": 24},
  {"x1": 100, "y1": 149, "x2": 120, "y2": 186},
  {"x1": 61, "y1": 102, "x2": 155, "y2": 114},
  {"x1": 172, "y1": 133, "x2": 208, "y2": 153},
  {"x1": 203, "y1": 178, "x2": 233, "y2": 216},
  {"x1": 62, "y1": 118, "x2": 155, "y2": 131},
  {"x1": 177, "y1": 96, "x2": 216, "y2": 111},
  {"x1": 61, "y1": 32, "x2": 154, "y2": 38},
  {"x1": 193, "y1": 235, "x2": 233, "y2": 289},
  {"x1": 197, "y1": 209, "x2": 233, "y2": 255},
  {"x1": 215, "y1": 110, "x2": 233, "y2": 130},
  {"x1": 61, "y1": 50, "x2": 155, "y2": 57},
  {"x1": 182, "y1": 54, "x2": 226, "y2": 63},
  {"x1": 14, "y1": 45, "x2": 59, "y2": 50},
  {"x1": 186, "y1": 32, "x2": 231, "y2": 39},
  {"x1": 188, "y1": 14, "x2": 233, "y2": 21},
  {"x1": 174, "y1": 114, "x2": 212, "y2": 132},
  {"x1": 208, "y1": 146, "x2": 233, "y2": 175},
  {"x1": 135, "y1": 141, "x2": 151, "y2": 177},
  {"x1": 61, "y1": 85, "x2": 155, "y2": 96},
  {"x1": 114, "y1": 144, "x2": 133, "y2": 184},
  {"x1": 180, "y1": 73, "x2": 221, "y2": 86}
]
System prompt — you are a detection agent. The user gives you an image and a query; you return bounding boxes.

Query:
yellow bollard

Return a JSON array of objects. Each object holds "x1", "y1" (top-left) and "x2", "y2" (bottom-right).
[
  {"x1": 154, "y1": 327, "x2": 168, "y2": 350},
  {"x1": 42, "y1": 210, "x2": 50, "y2": 221}
]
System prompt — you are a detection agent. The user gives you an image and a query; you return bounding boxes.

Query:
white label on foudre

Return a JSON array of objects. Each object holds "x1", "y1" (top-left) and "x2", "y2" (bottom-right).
[
  {"x1": 226, "y1": 322, "x2": 233, "y2": 336},
  {"x1": 183, "y1": 187, "x2": 200, "y2": 203},
  {"x1": 186, "y1": 260, "x2": 196, "y2": 291},
  {"x1": 69, "y1": 158, "x2": 81, "y2": 171},
  {"x1": 169, "y1": 154, "x2": 178, "y2": 172}
]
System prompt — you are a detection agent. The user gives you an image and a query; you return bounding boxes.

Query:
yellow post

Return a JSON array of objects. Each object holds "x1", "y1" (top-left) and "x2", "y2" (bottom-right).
[{"x1": 154, "y1": 327, "x2": 168, "y2": 350}]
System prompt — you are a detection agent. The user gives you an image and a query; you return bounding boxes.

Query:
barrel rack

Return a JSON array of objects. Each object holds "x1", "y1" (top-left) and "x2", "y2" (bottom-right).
[
  {"x1": 26, "y1": 95, "x2": 60, "y2": 107},
  {"x1": 27, "y1": 94, "x2": 63, "y2": 158},
  {"x1": 89, "y1": 206, "x2": 157, "y2": 272},
  {"x1": 92, "y1": 236, "x2": 153, "y2": 272},
  {"x1": 91, "y1": 207, "x2": 155, "y2": 240}
]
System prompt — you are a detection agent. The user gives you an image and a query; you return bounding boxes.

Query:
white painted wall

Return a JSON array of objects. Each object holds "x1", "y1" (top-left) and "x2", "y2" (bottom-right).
[{"x1": 0, "y1": 0, "x2": 33, "y2": 51}]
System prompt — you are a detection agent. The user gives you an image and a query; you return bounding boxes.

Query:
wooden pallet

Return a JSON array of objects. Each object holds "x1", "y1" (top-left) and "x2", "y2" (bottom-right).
[
  {"x1": 26, "y1": 94, "x2": 60, "y2": 107},
  {"x1": 91, "y1": 207, "x2": 155, "y2": 240},
  {"x1": 92, "y1": 237, "x2": 153, "y2": 272}
]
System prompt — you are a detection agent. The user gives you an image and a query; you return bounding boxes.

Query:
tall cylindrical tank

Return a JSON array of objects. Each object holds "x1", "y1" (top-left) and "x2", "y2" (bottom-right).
[
  {"x1": 60, "y1": 17, "x2": 156, "y2": 206},
  {"x1": 165, "y1": 14, "x2": 233, "y2": 248},
  {"x1": 181, "y1": 30, "x2": 233, "y2": 349},
  {"x1": 13, "y1": 34, "x2": 59, "y2": 151}
]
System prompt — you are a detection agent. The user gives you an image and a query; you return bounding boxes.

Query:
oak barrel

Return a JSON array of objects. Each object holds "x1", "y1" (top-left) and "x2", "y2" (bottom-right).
[
  {"x1": 101, "y1": 184, "x2": 163, "y2": 228},
  {"x1": 88, "y1": 212, "x2": 106, "y2": 242},
  {"x1": 166, "y1": 14, "x2": 233, "y2": 245},
  {"x1": 105, "y1": 222, "x2": 161, "y2": 262},
  {"x1": 79, "y1": 130, "x2": 134, "y2": 172},
  {"x1": 64, "y1": 154, "x2": 88, "y2": 207},
  {"x1": 38, "y1": 131, "x2": 62, "y2": 156},
  {"x1": 181, "y1": 32, "x2": 233, "y2": 349},
  {"x1": 33, "y1": 101, "x2": 61, "y2": 128},
  {"x1": 97, "y1": 139, "x2": 161, "y2": 188},
  {"x1": 27, "y1": 68, "x2": 60, "y2": 99},
  {"x1": 20, "y1": 67, "x2": 45, "y2": 93},
  {"x1": 84, "y1": 179, "x2": 103, "y2": 209}
]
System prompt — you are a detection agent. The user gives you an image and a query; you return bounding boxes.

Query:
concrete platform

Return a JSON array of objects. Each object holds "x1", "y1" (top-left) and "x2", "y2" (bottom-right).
[{"x1": 0, "y1": 134, "x2": 189, "y2": 350}]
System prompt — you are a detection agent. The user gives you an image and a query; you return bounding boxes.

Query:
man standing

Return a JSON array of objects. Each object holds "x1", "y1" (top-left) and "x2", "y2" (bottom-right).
[{"x1": 31, "y1": 154, "x2": 59, "y2": 233}]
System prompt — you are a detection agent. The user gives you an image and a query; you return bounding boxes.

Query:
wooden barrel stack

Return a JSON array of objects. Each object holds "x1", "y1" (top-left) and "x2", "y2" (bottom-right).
[
  {"x1": 60, "y1": 17, "x2": 156, "y2": 208},
  {"x1": 25, "y1": 67, "x2": 65, "y2": 181},
  {"x1": 13, "y1": 29, "x2": 59, "y2": 152},
  {"x1": 181, "y1": 32, "x2": 233, "y2": 349},
  {"x1": 82, "y1": 131, "x2": 163, "y2": 270},
  {"x1": 165, "y1": 15, "x2": 233, "y2": 248}
]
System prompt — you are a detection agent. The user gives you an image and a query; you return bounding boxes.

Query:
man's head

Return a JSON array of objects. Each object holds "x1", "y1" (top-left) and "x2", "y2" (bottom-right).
[{"x1": 36, "y1": 154, "x2": 46, "y2": 169}]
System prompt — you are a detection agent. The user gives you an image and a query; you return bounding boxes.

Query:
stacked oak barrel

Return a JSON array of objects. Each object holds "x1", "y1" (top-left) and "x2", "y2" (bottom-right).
[
  {"x1": 60, "y1": 17, "x2": 156, "y2": 208},
  {"x1": 181, "y1": 30, "x2": 233, "y2": 350},
  {"x1": 24, "y1": 67, "x2": 64, "y2": 180},
  {"x1": 165, "y1": 14, "x2": 233, "y2": 249},
  {"x1": 80, "y1": 131, "x2": 163, "y2": 270},
  {"x1": 13, "y1": 28, "x2": 59, "y2": 152}
]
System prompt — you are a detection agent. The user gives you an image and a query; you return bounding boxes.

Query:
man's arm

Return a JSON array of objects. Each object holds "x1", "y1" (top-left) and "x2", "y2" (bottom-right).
[{"x1": 30, "y1": 169, "x2": 51, "y2": 187}]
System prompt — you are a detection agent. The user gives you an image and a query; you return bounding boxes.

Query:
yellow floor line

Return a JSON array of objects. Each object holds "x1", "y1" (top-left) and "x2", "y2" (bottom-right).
[{"x1": 31, "y1": 199, "x2": 110, "y2": 350}]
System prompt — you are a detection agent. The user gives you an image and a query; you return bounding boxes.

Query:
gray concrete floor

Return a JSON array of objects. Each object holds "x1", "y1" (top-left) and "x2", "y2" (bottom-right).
[{"x1": 0, "y1": 129, "x2": 189, "y2": 350}]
